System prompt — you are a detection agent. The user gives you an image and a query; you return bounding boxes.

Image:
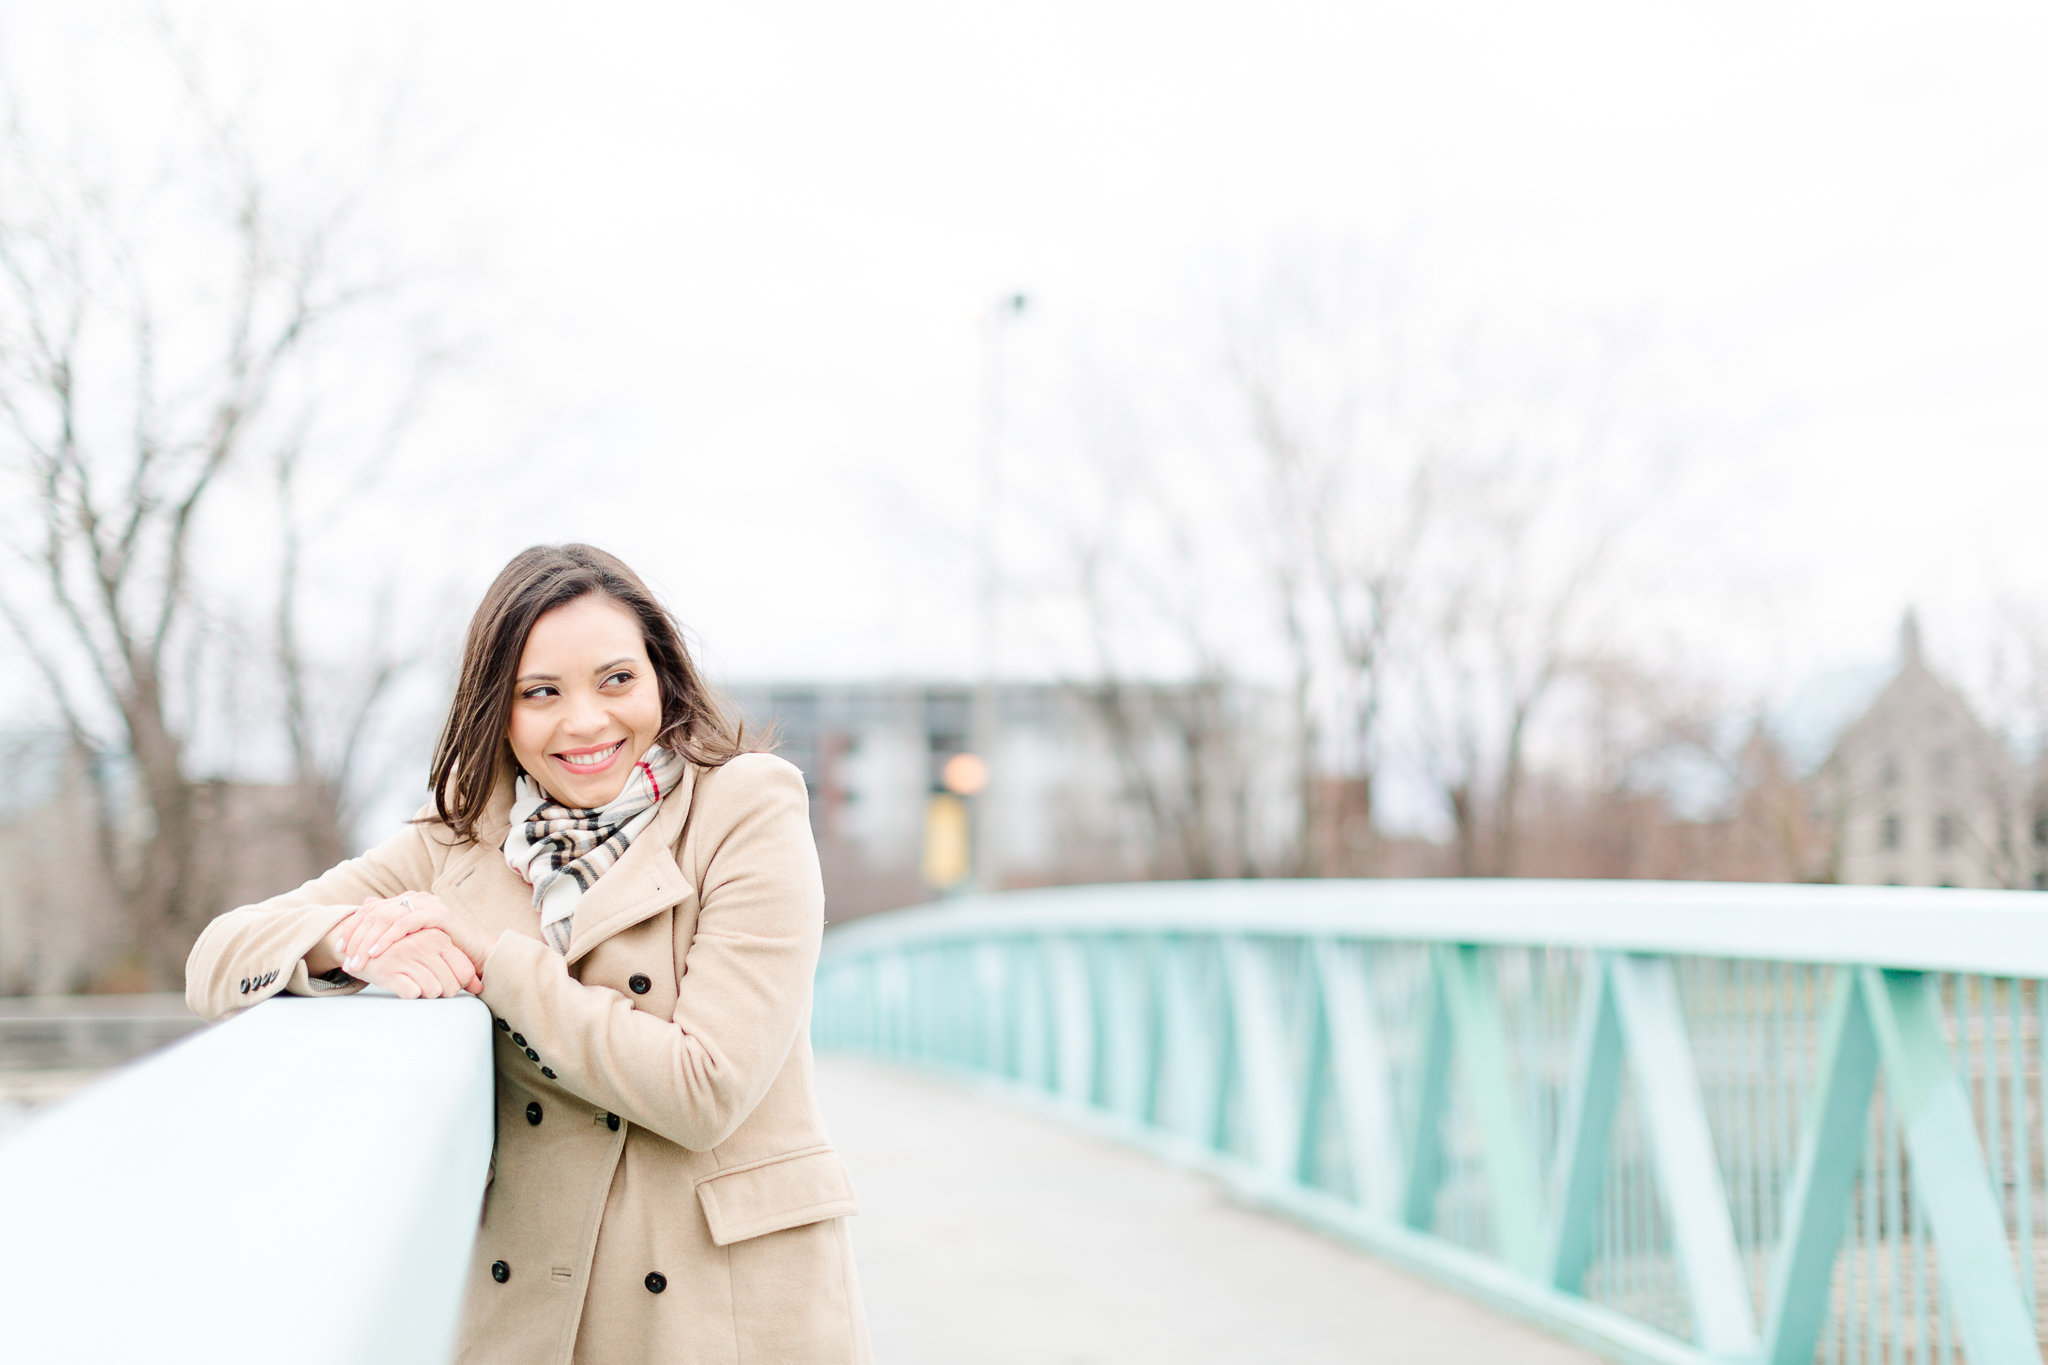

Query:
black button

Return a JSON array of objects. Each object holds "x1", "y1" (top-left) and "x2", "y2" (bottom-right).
[
  {"x1": 511, "y1": 1033, "x2": 526, "y2": 1047},
  {"x1": 607, "y1": 1113, "x2": 621, "y2": 1132},
  {"x1": 644, "y1": 1272, "x2": 666, "y2": 1294},
  {"x1": 496, "y1": 1018, "x2": 510, "y2": 1032},
  {"x1": 491, "y1": 1261, "x2": 510, "y2": 1284},
  {"x1": 541, "y1": 1067, "x2": 557, "y2": 1080},
  {"x1": 629, "y1": 974, "x2": 651, "y2": 994},
  {"x1": 526, "y1": 1102, "x2": 543, "y2": 1126},
  {"x1": 239, "y1": 979, "x2": 250, "y2": 994},
  {"x1": 525, "y1": 1048, "x2": 539, "y2": 1062}
]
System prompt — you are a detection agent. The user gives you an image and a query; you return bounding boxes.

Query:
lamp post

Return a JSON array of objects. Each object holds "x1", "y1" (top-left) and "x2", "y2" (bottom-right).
[{"x1": 968, "y1": 292, "x2": 1030, "y2": 895}]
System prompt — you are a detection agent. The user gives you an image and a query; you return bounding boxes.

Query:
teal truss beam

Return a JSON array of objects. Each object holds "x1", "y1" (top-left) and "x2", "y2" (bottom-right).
[{"x1": 813, "y1": 880, "x2": 2048, "y2": 1365}]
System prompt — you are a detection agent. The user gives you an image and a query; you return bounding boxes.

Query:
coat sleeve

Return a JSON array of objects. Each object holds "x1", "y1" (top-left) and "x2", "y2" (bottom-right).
[
  {"x1": 477, "y1": 753, "x2": 823, "y2": 1152},
  {"x1": 184, "y1": 810, "x2": 451, "y2": 1022}
]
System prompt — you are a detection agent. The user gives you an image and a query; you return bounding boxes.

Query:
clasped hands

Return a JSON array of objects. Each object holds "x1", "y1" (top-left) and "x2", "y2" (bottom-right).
[{"x1": 329, "y1": 892, "x2": 496, "y2": 1000}]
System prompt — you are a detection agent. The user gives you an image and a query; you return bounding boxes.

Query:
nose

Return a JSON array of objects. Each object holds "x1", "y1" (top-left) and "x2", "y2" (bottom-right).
[{"x1": 562, "y1": 687, "x2": 608, "y2": 738}]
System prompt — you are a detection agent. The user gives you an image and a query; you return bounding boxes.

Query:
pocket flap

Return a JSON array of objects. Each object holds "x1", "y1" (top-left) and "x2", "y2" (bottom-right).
[{"x1": 695, "y1": 1145, "x2": 859, "y2": 1247}]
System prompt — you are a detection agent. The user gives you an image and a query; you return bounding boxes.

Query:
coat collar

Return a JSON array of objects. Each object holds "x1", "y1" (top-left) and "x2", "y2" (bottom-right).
[
  {"x1": 561, "y1": 760, "x2": 698, "y2": 965},
  {"x1": 450, "y1": 756, "x2": 701, "y2": 967}
]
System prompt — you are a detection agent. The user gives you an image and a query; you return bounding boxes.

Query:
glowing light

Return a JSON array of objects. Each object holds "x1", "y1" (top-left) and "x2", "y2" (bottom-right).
[{"x1": 942, "y1": 752, "x2": 989, "y2": 796}]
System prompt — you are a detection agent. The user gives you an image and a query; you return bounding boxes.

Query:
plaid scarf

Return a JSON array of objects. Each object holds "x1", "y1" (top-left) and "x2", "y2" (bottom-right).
[{"x1": 503, "y1": 746, "x2": 688, "y2": 954}]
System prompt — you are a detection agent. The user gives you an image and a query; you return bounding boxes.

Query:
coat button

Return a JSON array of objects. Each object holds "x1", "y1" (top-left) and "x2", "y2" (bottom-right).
[
  {"x1": 491, "y1": 1261, "x2": 510, "y2": 1284},
  {"x1": 525, "y1": 1048, "x2": 539, "y2": 1062},
  {"x1": 526, "y1": 1102, "x2": 543, "y2": 1126},
  {"x1": 629, "y1": 974, "x2": 651, "y2": 994},
  {"x1": 607, "y1": 1113, "x2": 621, "y2": 1132},
  {"x1": 496, "y1": 1018, "x2": 510, "y2": 1032},
  {"x1": 510, "y1": 1032, "x2": 526, "y2": 1047},
  {"x1": 239, "y1": 979, "x2": 250, "y2": 994},
  {"x1": 644, "y1": 1272, "x2": 666, "y2": 1293},
  {"x1": 541, "y1": 1067, "x2": 557, "y2": 1080}
]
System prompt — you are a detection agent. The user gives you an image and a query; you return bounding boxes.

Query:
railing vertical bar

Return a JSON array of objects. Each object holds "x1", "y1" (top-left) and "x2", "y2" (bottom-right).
[
  {"x1": 1866, "y1": 1097, "x2": 1880, "y2": 1365},
  {"x1": 2039, "y1": 975, "x2": 2048, "y2": 1321},
  {"x1": 1888, "y1": 1079, "x2": 1904, "y2": 1365},
  {"x1": 1940, "y1": 975, "x2": 1957, "y2": 1365},
  {"x1": 1748, "y1": 958, "x2": 1769, "y2": 1317},
  {"x1": 1983, "y1": 977, "x2": 2006, "y2": 1303},
  {"x1": 2014, "y1": 979, "x2": 2035, "y2": 1322},
  {"x1": 1627, "y1": 1101, "x2": 1641, "y2": 1318},
  {"x1": 1728, "y1": 960, "x2": 1754, "y2": 1314},
  {"x1": 1908, "y1": 1113, "x2": 1925, "y2": 1365}
]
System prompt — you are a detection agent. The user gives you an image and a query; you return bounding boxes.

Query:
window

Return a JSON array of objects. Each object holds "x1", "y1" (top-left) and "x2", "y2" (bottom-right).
[
  {"x1": 1880, "y1": 755, "x2": 1902, "y2": 787},
  {"x1": 1930, "y1": 749, "x2": 1955, "y2": 782},
  {"x1": 2033, "y1": 814, "x2": 2048, "y2": 848},
  {"x1": 1881, "y1": 814, "x2": 1901, "y2": 851},
  {"x1": 1935, "y1": 813, "x2": 1958, "y2": 850}
]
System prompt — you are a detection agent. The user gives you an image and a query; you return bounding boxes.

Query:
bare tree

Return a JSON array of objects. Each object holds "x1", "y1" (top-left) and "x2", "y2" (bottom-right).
[
  {"x1": 1395, "y1": 330, "x2": 1683, "y2": 878},
  {"x1": 1224, "y1": 250, "x2": 1434, "y2": 876},
  {"x1": 1031, "y1": 387, "x2": 1274, "y2": 882},
  {"x1": 0, "y1": 57, "x2": 433, "y2": 985}
]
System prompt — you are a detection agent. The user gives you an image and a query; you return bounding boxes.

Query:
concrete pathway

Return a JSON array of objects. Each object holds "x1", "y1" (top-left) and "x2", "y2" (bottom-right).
[{"x1": 815, "y1": 1055, "x2": 1603, "y2": 1365}]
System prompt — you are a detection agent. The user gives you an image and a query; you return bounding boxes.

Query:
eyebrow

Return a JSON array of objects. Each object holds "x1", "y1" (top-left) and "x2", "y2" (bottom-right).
[{"x1": 515, "y1": 658, "x2": 638, "y2": 685}]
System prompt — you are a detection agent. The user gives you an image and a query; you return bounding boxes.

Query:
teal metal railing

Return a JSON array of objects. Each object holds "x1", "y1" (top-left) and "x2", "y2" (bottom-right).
[{"x1": 811, "y1": 880, "x2": 2048, "y2": 1365}]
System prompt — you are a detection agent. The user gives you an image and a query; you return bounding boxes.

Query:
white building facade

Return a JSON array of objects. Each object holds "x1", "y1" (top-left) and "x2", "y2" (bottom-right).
[{"x1": 1818, "y1": 615, "x2": 2037, "y2": 889}]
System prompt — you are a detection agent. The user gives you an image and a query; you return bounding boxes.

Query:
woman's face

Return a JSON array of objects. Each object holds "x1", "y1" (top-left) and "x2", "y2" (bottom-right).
[{"x1": 506, "y1": 593, "x2": 664, "y2": 808}]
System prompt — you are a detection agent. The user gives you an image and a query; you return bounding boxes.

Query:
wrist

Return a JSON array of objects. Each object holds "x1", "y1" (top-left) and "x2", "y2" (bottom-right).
[{"x1": 304, "y1": 936, "x2": 344, "y2": 976}]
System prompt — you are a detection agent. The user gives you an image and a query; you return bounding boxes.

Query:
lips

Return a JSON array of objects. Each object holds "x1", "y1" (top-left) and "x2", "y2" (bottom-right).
[{"x1": 555, "y1": 740, "x2": 625, "y2": 770}]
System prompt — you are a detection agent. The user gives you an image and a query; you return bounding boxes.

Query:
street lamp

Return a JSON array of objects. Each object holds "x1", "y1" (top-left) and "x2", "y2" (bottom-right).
[{"x1": 969, "y1": 291, "x2": 1029, "y2": 895}]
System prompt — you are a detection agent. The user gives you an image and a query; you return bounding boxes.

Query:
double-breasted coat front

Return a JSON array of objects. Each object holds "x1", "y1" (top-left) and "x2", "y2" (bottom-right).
[{"x1": 186, "y1": 751, "x2": 872, "y2": 1364}]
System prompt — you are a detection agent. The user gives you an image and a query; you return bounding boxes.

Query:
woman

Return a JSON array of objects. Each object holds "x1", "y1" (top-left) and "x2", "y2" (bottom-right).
[{"x1": 185, "y1": 543, "x2": 872, "y2": 1365}]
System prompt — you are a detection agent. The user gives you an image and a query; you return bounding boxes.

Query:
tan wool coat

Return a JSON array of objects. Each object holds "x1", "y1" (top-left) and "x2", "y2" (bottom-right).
[{"x1": 186, "y1": 752, "x2": 873, "y2": 1365}]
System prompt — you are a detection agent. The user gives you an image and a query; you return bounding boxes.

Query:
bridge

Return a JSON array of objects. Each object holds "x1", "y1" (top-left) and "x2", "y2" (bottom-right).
[{"x1": 5, "y1": 878, "x2": 2047, "y2": 1363}]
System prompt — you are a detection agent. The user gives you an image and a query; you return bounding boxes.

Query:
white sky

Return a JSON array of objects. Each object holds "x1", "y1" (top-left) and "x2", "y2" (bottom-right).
[{"x1": 7, "y1": 0, "x2": 2048, "y2": 708}]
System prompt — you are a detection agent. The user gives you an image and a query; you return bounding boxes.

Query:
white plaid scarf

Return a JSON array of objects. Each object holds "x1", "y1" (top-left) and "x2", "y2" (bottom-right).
[{"x1": 503, "y1": 746, "x2": 688, "y2": 954}]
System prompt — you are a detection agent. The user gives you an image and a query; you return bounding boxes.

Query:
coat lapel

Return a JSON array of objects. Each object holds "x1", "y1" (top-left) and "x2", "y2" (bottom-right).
[{"x1": 563, "y1": 759, "x2": 698, "y2": 968}]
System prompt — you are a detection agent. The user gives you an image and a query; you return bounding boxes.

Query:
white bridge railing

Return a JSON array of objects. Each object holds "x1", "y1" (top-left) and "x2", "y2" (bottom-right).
[
  {"x1": 814, "y1": 879, "x2": 2048, "y2": 1365},
  {"x1": 0, "y1": 994, "x2": 493, "y2": 1364}
]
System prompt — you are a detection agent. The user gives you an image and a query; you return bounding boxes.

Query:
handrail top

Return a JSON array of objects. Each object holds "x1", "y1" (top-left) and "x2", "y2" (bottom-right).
[{"x1": 822, "y1": 878, "x2": 2048, "y2": 978}]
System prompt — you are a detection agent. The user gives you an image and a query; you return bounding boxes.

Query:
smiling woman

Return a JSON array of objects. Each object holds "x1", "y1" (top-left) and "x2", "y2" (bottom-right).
[{"x1": 182, "y1": 543, "x2": 871, "y2": 1365}]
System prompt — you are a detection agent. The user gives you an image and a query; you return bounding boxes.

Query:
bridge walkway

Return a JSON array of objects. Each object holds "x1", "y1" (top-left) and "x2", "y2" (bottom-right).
[{"x1": 817, "y1": 1055, "x2": 1601, "y2": 1365}]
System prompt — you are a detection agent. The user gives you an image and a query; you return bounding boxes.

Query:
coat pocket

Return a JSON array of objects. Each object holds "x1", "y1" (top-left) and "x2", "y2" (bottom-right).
[{"x1": 695, "y1": 1145, "x2": 859, "y2": 1247}]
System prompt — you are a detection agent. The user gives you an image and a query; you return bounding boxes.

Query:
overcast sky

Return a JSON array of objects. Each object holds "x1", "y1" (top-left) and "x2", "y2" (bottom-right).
[{"x1": 8, "y1": 0, "x2": 2048, "y2": 707}]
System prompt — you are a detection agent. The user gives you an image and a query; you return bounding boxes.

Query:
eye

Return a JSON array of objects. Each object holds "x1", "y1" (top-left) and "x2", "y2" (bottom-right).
[
  {"x1": 602, "y1": 669, "x2": 635, "y2": 688},
  {"x1": 520, "y1": 684, "x2": 558, "y2": 701}
]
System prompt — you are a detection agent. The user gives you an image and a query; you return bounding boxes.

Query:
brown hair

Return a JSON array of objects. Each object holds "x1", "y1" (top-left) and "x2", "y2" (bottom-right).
[{"x1": 426, "y1": 543, "x2": 757, "y2": 841}]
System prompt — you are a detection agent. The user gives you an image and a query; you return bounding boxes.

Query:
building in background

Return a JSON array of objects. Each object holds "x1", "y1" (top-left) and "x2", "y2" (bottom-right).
[
  {"x1": 1815, "y1": 614, "x2": 2035, "y2": 889},
  {"x1": 723, "y1": 680, "x2": 1301, "y2": 923}
]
